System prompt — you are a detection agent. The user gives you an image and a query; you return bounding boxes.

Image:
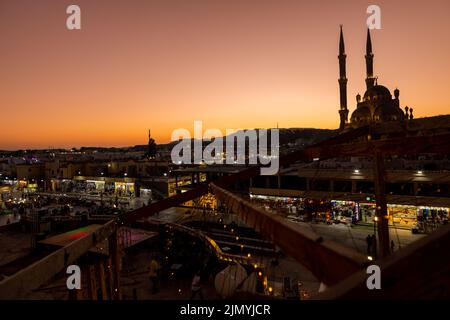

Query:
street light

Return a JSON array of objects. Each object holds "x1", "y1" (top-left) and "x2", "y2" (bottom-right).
[
  {"x1": 373, "y1": 216, "x2": 378, "y2": 258},
  {"x1": 374, "y1": 216, "x2": 378, "y2": 235}
]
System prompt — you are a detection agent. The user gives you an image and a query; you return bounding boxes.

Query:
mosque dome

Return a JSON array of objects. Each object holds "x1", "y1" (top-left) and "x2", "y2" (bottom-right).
[
  {"x1": 373, "y1": 103, "x2": 405, "y2": 122},
  {"x1": 350, "y1": 106, "x2": 371, "y2": 126},
  {"x1": 363, "y1": 85, "x2": 392, "y2": 102}
]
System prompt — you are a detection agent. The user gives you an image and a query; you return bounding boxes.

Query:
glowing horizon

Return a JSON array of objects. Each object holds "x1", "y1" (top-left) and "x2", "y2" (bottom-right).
[{"x1": 1, "y1": 0, "x2": 449, "y2": 150}]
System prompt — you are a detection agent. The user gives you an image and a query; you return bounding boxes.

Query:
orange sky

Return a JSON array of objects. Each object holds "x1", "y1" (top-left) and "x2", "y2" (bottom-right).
[{"x1": 0, "y1": 0, "x2": 449, "y2": 150}]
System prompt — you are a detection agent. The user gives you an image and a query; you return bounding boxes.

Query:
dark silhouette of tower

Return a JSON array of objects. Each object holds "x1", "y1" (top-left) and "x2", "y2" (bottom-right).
[
  {"x1": 338, "y1": 25, "x2": 348, "y2": 130},
  {"x1": 147, "y1": 129, "x2": 157, "y2": 159},
  {"x1": 365, "y1": 29, "x2": 375, "y2": 89}
]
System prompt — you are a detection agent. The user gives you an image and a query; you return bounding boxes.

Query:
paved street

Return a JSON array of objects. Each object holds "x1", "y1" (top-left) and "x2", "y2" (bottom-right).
[
  {"x1": 287, "y1": 220, "x2": 426, "y2": 256},
  {"x1": 147, "y1": 207, "x2": 189, "y2": 223},
  {"x1": 0, "y1": 214, "x2": 21, "y2": 227}
]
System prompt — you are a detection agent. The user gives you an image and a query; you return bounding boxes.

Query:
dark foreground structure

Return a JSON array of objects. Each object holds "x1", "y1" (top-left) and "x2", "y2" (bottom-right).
[{"x1": 1, "y1": 114, "x2": 450, "y2": 299}]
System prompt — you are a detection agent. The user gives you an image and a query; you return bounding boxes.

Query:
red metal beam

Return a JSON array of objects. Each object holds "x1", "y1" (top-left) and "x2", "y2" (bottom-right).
[
  {"x1": 210, "y1": 183, "x2": 369, "y2": 286},
  {"x1": 316, "y1": 223, "x2": 450, "y2": 299}
]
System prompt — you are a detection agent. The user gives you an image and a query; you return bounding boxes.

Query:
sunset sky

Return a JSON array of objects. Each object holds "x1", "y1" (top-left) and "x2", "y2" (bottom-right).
[{"x1": 0, "y1": 0, "x2": 449, "y2": 150}]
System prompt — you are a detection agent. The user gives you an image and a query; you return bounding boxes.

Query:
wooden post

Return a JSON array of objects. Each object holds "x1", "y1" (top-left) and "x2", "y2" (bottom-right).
[
  {"x1": 68, "y1": 263, "x2": 84, "y2": 300},
  {"x1": 87, "y1": 264, "x2": 98, "y2": 300},
  {"x1": 97, "y1": 260, "x2": 107, "y2": 300},
  {"x1": 68, "y1": 288, "x2": 83, "y2": 300},
  {"x1": 373, "y1": 150, "x2": 390, "y2": 257},
  {"x1": 109, "y1": 231, "x2": 121, "y2": 300},
  {"x1": 107, "y1": 256, "x2": 114, "y2": 300}
]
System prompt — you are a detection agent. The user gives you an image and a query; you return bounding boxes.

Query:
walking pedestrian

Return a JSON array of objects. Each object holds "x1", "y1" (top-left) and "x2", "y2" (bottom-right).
[
  {"x1": 366, "y1": 234, "x2": 372, "y2": 255},
  {"x1": 390, "y1": 240, "x2": 395, "y2": 253},
  {"x1": 149, "y1": 256, "x2": 159, "y2": 294}
]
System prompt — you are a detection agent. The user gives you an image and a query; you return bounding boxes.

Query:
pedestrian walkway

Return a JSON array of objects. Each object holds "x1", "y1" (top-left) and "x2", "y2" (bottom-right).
[{"x1": 301, "y1": 221, "x2": 425, "y2": 255}]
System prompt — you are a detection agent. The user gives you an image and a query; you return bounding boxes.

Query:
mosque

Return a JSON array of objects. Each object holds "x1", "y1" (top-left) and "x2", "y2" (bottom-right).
[{"x1": 338, "y1": 27, "x2": 413, "y2": 130}]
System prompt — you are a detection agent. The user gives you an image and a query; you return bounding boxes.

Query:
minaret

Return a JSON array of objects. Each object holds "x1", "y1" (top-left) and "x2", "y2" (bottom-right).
[
  {"x1": 338, "y1": 25, "x2": 349, "y2": 130},
  {"x1": 365, "y1": 29, "x2": 375, "y2": 89},
  {"x1": 147, "y1": 129, "x2": 157, "y2": 159}
]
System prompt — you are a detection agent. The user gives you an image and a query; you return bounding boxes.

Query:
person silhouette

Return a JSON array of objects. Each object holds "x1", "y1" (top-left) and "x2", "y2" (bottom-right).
[
  {"x1": 149, "y1": 256, "x2": 159, "y2": 294},
  {"x1": 366, "y1": 234, "x2": 372, "y2": 255}
]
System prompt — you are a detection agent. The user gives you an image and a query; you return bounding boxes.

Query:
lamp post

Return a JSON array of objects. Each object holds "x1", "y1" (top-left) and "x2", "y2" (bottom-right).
[{"x1": 373, "y1": 216, "x2": 378, "y2": 258}]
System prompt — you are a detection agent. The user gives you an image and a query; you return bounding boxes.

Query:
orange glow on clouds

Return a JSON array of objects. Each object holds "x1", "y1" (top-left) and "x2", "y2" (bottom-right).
[{"x1": 0, "y1": 0, "x2": 449, "y2": 149}]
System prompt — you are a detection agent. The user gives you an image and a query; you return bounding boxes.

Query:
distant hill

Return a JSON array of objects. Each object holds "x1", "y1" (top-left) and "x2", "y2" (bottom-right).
[
  {"x1": 0, "y1": 128, "x2": 337, "y2": 155},
  {"x1": 277, "y1": 128, "x2": 337, "y2": 147},
  {"x1": 78, "y1": 128, "x2": 338, "y2": 152},
  {"x1": 154, "y1": 127, "x2": 337, "y2": 152}
]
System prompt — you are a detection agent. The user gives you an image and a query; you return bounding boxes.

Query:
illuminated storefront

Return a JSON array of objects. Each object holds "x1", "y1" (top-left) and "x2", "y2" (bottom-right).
[
  {"x1": 199, "y1": 193, "x2": 218, "y2": 210},
  {"x1": 358, "y1": 202, "x2": 376, "y2": 223},
  {"x1": 387, "y1": 205, "x2": 418, "y2": 227},
  {"x1": 0, "y1": 186, "x2": 12, "y2": 204},
  {"x1": 24, "y1": 183, "x2": 38, "y2": 193},
  {"x1": 115, "y1": 182, "x2": 135, "y2": 196},
  {"x1": 331, "y1": 200, "x2": 356, "y2": 214},
  {"x1": 70, "y1": 176, "x2": 136, "y2": 197},
  {"x1": 417, "y1": 206, "x2": 449, "y2": 222},
  {"x1": 86, "y1": 180, "x2": 105, "y2": 193},
  {"x1": 250, "y1": 192, "x2": 450, "y2": 229},
  {"x1": 18, "y1": 180, "x2": 27, "y2": 189}
]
